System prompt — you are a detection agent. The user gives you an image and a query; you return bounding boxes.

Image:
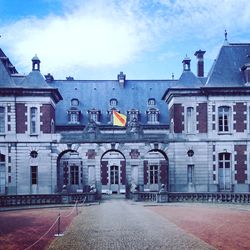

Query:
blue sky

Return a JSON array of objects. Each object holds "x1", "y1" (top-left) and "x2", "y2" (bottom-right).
[{"x1": 0, "y1": 0, "x2": 250, "y2": 80}]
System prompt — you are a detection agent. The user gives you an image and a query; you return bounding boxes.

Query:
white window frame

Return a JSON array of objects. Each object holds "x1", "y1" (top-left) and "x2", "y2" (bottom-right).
[
  {"x1": 147, "y1": 109, "x2": 159, "y2": 124},
  {"x1": 186, "y1": 107, "x2": 195, "y2": 134},
  {"x1": 30, "y1": 107, "x2": 39, "y2": 135},
  {"x1": 0, "y1": 106, "x2": 6, "y2": 134},
  {"x1": 149, "y1": 165, "x2": 159, "y2": 184},
  {"x1": 187, "y1": 164, "x2": 194, "y2": 184},
  {"x1": 218, "y1": 106, "x2": 231, "y2": 133},
  {"x1": 218, "y1": 152, "x2": 231, "y2": 191}
]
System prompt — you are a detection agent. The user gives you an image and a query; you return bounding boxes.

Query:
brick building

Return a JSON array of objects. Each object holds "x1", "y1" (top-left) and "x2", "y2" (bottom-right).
[{"x1": 0, "y1": 40, "x2": 250, "y2": 195}]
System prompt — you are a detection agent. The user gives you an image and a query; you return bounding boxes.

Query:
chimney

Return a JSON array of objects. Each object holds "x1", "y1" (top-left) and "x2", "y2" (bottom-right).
[
  {"x1": 117, "y1": 71, "x2": 126, "y2": 88},
  {"x1": 194, "y1": 50, "x2": 206, "y2": 77}
]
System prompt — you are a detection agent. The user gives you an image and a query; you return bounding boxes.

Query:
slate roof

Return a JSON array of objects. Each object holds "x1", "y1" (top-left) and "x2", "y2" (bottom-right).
[
  {"x1": 49, "y1": 79, "x2": 177, "y2": 125},
  {"x1": 19, "y1": 70, "x2": 50, "y2": 88},
  {"x1": 176, "y1": 70, "x2": 203, "y2": 88},
  {"x1": 0, "y1": 49, "x2": 16, "y2": 87},
  {"x1": 206, "y1": 43, "x2": 250, "y2": 87}
]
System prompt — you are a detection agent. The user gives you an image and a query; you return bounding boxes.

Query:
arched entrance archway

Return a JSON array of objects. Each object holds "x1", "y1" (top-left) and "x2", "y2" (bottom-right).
[
  {"x1": 57, "y1": 150, "x2": 83, "y2": 193},
  {"x1": 101, "y1": 150, "x2": 126, "y2": 194},
  {"x1": 143, "y1": 149, "x2": 169, "y2": 192}
]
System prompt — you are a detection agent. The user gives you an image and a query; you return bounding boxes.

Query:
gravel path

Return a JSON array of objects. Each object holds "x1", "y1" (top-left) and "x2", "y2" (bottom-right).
[{"x1": 49, "y1": 198, "x2": 214, "y2": 250}]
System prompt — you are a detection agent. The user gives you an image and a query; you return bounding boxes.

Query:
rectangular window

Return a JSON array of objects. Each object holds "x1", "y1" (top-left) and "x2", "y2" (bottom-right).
[
  {"x1": 7, "y1": 105, "x2": 11, "y2": 113},
  {"x1": 218, "y1": 153, "x2": 231, "y2": 191},
  {"x1": 187, "y1": 165, "x2": 194, "y2": 183},
  {"x1": 149, "y1": 165, "x2": 158, "y2": 184},
  {"x1": 0, "y1": 107, "x2": 5, "y2": 133},
  {"x1": 186, "y1": 107, "x2": 195, "y2": 133},
  {"x1": 218, "y1": 106, "x2": 230, "y2": 132},
  {"x1": 8, "y1": 176, "x2": 11, "y2": 183},
  {"x1": 110, "y1": 165, "x2": 119, "y2": 184},
  {"x1": 70, "y1": 165, "x2": 79, "y2": 185},
  {"x1": 31, "y1": 166, "x2": 38, "y2": 185},
  {"x1": 0, "y1": 159, "x2": 5, "y2": 194},
  {"x1": 30, "y1": 107, "x2": 38, "y2": 134}
]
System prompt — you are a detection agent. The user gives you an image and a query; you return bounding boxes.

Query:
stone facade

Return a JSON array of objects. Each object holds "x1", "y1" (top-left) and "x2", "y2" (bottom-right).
[{"x1": 1, "y1": 42, "x2": 250, "y2": 195}]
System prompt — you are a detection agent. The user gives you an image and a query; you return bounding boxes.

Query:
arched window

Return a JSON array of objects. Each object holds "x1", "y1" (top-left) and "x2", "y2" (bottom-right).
[
  {"x1": 71, "y1": 98, "x2": 79, "y2": 107},
  {"x1": 186, "y1": 107, "x2": 195, "y2": 133},
  {"x1": 110, "y1": 98, "x2": 118, "y2": 107},
  {"x1": 218, "y1": 106, "x2": 230, "y2": 132},
  {"x1": 218, "y1": 152, "x2": 231, "y2": 191},
  {"x1": 148, "y1": 98, "x2": 156, "y2": 106}
]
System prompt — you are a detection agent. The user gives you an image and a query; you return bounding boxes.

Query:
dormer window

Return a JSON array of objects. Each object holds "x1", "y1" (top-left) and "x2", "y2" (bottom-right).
[
  {"x1": 68, "y1": 108, "x2": 80, "y2": 124},
  {"x1": 107, "y1": 108, "x2": 119, "y2": 124},
  {"x1": 147, "y1": 108, "x2": 160, "y2": 124},
  {"x1": 88, "y1": 109, "x2": 100, "y2": 123},
  {"x1": 127, "y1": 109, "x2": 139, "y2": 122},
  {"x1": 148, "y1": 98, "x2": 156, "y2": 106},
  {"x1": 110, "y1": 98, "x2": 118, "y2": 107},
  {"x1": 71, "y1": 98, "x2": 79, "y2": 107}
]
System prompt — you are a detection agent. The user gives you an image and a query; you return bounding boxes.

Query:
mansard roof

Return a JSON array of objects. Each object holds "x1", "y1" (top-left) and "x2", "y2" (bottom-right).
[
  {"x1": 19, "y1": 70, "x2": 50, "y2": 88},
  {"x1": 176, "y1": 70, "x2": 203, "y2": 88},
  {"x1": 49, "y1": 79, "x2": 176, "y2": 125},
  {"x1": 0, "y1": 49, "x2": 16, "y2": 87},
  {"x1": 206, "y1": 43, "x2": 250, "y2": 87}
]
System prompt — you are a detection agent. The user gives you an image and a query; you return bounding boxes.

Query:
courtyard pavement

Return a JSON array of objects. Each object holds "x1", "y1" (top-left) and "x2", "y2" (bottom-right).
[{"x1": 49, "y1": 196, "x2": 214, "y2": 250}]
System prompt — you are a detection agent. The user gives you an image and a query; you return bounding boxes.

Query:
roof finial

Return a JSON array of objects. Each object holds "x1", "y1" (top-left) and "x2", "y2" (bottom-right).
[
  {"x1": 224, "y1": 29, "x2": 228, "y2": 41},
  {"x1": 171, "y1": 73, "x2": 174, "y2": 80}
]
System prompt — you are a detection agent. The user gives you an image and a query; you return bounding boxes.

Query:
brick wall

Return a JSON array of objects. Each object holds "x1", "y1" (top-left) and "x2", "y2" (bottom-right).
[
  {"x1": 160, "y1": 160, "x2": 168, "y2": 185},
  {"x1": 233, "y1": 102, "x2": 247, "y2": 132},
  {"x1": 234, "y1": 145, "x2": 247, "y2": 183},
  {"x1": 101, "y1": 161, "x2": 108, "y2": 185},
  {"x1": 170, "y1": 104, "x2": 184, "y2": 133},
  {"x1": 120, "y1": 161, "x2": 126, "y2": 185},
  {"x1": 197, "y1": 103, "x2": 207, "y2": 133},
  {"x1": 16, "y1": 103, "x2": 27, "y2": 133},
  {"x1": 40, "y1": 104, "x2": 55, "y2": 133}
]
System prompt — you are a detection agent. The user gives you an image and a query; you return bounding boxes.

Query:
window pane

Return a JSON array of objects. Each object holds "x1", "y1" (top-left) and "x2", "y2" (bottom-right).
[
  {"x1": 30, "y1": 107, "x2": 37, "y2": 134},
  {"x1": 70, "y1": 165, "x2": 79, "y2": 185},
  {"x1": 0, "y1": 107, "x2": 5, "y2": 133},
  {"x1": 31, "y1": 166, "x2": 38, "y2": 185}
]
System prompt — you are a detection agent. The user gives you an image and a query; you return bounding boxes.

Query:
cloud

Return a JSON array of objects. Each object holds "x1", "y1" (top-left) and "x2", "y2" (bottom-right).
[
  {"x1": 1, "y1": 0, "x2": 160, "y2": 77},
  {"x1": 1, "y1": 0, "x2": 250, "y2": 79}
]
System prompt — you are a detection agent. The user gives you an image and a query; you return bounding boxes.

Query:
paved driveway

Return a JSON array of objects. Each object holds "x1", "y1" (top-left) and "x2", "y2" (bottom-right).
[{"x1": 49, "y1": 198, "x2": 214, "y2": 250}]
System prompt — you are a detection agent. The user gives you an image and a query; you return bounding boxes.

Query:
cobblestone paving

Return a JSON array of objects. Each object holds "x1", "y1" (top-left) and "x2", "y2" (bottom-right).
[{"x1": 49, "y1": 198, "x2": 214, "y2": 250}]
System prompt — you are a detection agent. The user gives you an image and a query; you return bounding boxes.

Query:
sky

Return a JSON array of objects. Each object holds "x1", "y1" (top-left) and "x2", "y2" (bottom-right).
[{"x1": 0, "y1": 0, "x2": 250, "y2": 80}]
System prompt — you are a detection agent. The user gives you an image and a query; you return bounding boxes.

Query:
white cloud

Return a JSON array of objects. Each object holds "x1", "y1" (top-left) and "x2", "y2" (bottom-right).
[
  {"x1": 1, "y1": 0, "x2": 159, "y2": 77},
  {"x1": 1, "y1": 0, "x2": 250, "y2": 78}
]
